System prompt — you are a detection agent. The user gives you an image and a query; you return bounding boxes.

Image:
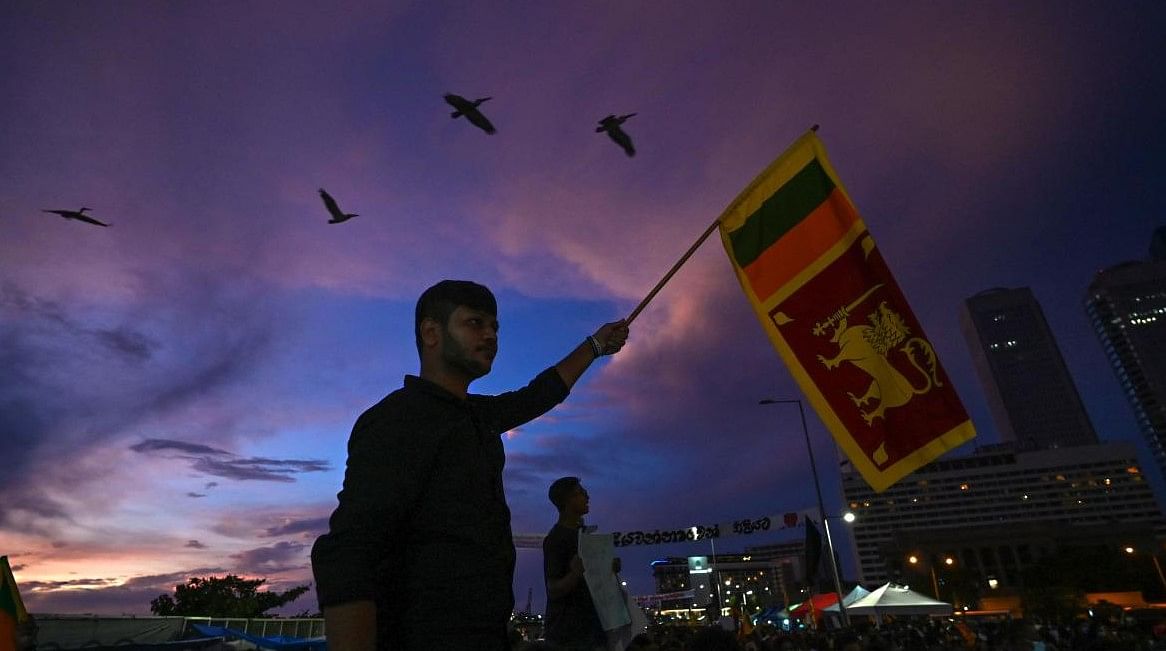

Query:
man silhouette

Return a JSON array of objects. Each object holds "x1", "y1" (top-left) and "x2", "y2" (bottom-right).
[
  {"x1": 312, "y1": 280, "x2": 628, "y2": 651},
  {"x1": 543, "y1": 477, "x2": 620, "y2": 650}
]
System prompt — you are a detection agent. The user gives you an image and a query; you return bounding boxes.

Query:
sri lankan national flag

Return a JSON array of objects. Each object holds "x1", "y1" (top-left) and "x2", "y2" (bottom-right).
[
  {"x1": 718, "y1": 129, "x2": 975, "y2": 491},
  {"x1": 1, "y1": 556, "x2": 29, "y2": 651}
]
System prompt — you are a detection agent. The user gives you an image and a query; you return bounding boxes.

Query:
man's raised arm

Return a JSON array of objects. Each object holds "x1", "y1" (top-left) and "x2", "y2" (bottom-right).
[{"x1": 555, "y1": 320, "x2": 629, "y2": 388}]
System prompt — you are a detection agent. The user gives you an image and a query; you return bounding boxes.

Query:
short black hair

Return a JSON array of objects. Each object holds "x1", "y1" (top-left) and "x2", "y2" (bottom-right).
[
  {"x1": 548, "y1": 476, "x2": 581, "y2": 511},
  {"x1": 414, "y1": 280, "x2": 497, "y2": 352}
]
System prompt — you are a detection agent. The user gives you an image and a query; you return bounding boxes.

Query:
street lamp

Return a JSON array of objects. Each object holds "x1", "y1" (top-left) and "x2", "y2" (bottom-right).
[
  {"x1": 908, "y1": 553, "x2": 954, "y2": 600},
  {"x1": 1123, "y1": 545, "x2": 1166, "y2": 590},
  {"x1": 759, "y1": 398, "x2": 849, "y2": 626}
]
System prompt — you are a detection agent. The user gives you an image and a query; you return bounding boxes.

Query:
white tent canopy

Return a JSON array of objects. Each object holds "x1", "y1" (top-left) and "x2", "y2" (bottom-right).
[
  {"x1": 822, "y1": 585, "x2": 872, "y2": 612},
  {"x1": 844, "y1": 583, "x2": 953, "y2": 616}
]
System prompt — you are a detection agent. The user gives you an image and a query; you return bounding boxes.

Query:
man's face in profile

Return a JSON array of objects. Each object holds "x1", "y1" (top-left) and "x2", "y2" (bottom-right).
[{"x1": 440, "y1": 305, "x2": 499, "y2": 380}]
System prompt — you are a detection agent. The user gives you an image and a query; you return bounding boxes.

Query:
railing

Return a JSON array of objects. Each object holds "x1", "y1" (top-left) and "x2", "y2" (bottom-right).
[{"x1": 180, "y1": 617, "x2": 325, "y2": 640}]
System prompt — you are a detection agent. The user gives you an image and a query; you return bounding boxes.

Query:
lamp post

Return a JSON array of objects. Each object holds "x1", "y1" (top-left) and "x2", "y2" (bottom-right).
[
  {"x1": 1124, "y1": 545, "x2": 1166, "y2": 591},
  {"x1": 759, "y1": 398, "x2": 849, "y2": 626},
  {"x1": 908, "y1": 553, "x2": 954, "y2": 600}
]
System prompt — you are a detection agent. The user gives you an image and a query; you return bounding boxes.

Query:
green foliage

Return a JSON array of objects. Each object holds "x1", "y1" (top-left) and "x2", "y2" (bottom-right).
[{"x1": 150, "y1": 574, "x2": 310, "y2": 618}]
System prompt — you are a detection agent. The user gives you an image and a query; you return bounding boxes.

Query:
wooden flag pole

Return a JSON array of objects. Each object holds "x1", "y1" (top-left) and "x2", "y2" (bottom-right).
[
  {"x1": 625, "y1": 124, "x2": 820, "y2": 325},
  {"x1": 625, "y1": 218, "x2": 721, "y2": 325}
]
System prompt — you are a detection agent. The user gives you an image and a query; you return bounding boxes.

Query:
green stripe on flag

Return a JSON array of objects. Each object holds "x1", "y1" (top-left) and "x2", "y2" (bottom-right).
[
  {"x1": 1, "y1": 556, "x2": 24, "y2": 620},
  {"x1": 729, "y1": 158, "x2": 836, "y2": 268},
  {"x1": 0, "y1": 578, "x2": 18, "y2": 617}
]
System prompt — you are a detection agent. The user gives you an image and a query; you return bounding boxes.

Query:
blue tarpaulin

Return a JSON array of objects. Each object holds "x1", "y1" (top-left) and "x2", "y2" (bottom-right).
[{"x1": 190, "y1": 624, "x2": 326, "y2": 651}]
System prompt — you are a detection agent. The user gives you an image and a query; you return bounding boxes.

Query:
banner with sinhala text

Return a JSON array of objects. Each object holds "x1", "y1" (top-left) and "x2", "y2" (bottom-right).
[{"x1": 717, "y1": 130, "x2": 976, "y2": 492}]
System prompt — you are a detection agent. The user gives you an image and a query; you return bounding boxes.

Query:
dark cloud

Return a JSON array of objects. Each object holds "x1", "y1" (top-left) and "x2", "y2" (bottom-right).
[
  {"x1": 130, "y1": 438, "x2": 232, "y2": 456},
  {"x1": 186, "y1": 492, "x2": 206, "y2": 498},
  {"x1": 229, "y1": 541, "x2": 308, "y2": 573},
  {"x1": 0, "y1": 488, "x2": 72, "y2": 534},
  {"x1": 19, "y1": 567, "x2": 225, "y2": 615},
  {"x1": 0, "y1": 285, "x2": 157, "y2": 362},
  {"x1": 120, "y1": 568, "x2": 224, "y2": 590},
  {"x1": 204, "y1": 482, "x2": 218, "y2": 489},
  {"x1": 191, "y1": 457, "x2": 329, "y2": 483},
  {"x1": 130, "y1": 438, "x2": 328, "y2": 482},
  {"x1": 260, "y1": 517, "x2": 328, "y2": 538},
  {"x1": 0, "y1": 277, "x2": 278, "y2": 532},
  {"x1": 22, "y1": 577, "x2": 116, "y2": 589},
  {"x1": 184, "y1": 540, "x2": 207, "y2": 549},
  {"x1": 94, "y1": 327, "x2": 156, "y2": 362}
]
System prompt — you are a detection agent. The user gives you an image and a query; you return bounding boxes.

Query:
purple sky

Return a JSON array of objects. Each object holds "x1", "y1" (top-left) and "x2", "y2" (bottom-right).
[{"x1": 2, "y1": 1, "x2": 1164, "y2": 616}]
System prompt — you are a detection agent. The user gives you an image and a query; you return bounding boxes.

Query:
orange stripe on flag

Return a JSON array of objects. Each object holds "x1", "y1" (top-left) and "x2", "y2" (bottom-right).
[{"x1": 741, "y1": 189, "x2": 861, "y2": 301}]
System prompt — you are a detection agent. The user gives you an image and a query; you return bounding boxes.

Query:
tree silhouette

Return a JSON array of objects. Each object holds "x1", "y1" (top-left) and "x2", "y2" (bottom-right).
[{"x1": 150, "y1": 574, "x2": 309, "y2": 618}]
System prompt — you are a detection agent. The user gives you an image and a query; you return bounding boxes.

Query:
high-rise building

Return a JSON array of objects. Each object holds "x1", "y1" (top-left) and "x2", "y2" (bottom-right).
[
  {"x1": 841, "y1": 441, "x2": 1163, "y2": 586},
  {"x1": 650, "y1": 547, "x2": 802, "y2": 613},
  {"x1": 1150, "y1": 225, "x2": 1166, "y2": 261},
  {"x1": 960, "y1": 287, "x2": 1098, "y2": 448},
  {"x1": 1085, "y1": 252, "x2": 1166, "y2": 482}
]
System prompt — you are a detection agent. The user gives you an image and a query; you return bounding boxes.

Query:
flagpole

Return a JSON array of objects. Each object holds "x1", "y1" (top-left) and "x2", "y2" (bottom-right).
[
  {"x1": 759, "y1": 399, "x2": 849, "y2": 627},
  {"x1": 625, "y1": 125, "x2": 820, "y2": 325},
  {"x1": 625, "y1": 218, "x2": 720, "y2": 324}
]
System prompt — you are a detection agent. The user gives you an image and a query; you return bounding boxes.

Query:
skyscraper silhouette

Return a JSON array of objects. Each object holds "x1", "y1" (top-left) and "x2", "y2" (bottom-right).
[
  {"x1": 960, "y1": 287, "x2": 1097, "y2": 448},
  {"x1": 1086, "y1": 227, "x2": 1166, "y2": 481}
]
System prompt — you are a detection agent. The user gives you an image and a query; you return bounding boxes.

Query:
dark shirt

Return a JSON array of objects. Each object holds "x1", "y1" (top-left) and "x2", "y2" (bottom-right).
[
  {"x1": 543, "y1": 523, "x2": 605, "y2": 648},
  {"x1": 311, "y1": 368, "x2": 569, "y2": 650}
]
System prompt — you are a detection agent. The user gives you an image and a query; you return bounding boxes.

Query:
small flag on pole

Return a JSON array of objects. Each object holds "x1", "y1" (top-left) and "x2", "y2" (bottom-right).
[
  {"x1": 718, "y1": 128, "x2": 975, "y2": 491},
  {"x1": 1, "y1": 556, "x2": 30, "y2": 651},
  {"x1": 803, "y1": 518, "x2": 822, "y2": 585}
]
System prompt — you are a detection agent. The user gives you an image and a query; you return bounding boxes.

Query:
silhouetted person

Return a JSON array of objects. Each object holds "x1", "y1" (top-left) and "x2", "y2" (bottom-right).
[
  {"x1": 688, "y1": 626, "x2": 740, "y2": 651},
  {"x1": 42, "y1": 207, "x2": 109, "y2": 227},
  {"x1": 444, "y1": 93, "x2": 497, "y2": 134},
  {"x1": 319, "y1": 188, "x2": 358, "y2": 224},
  {"x1": 312, "y1": 280, "x2": 629, "y2": 651},
  {"x1": 543, "y1": 476, "x2": 620, "y2": 651},
  {"x1": 596, "y1": 114, "x2": 637, "y2": 157}
]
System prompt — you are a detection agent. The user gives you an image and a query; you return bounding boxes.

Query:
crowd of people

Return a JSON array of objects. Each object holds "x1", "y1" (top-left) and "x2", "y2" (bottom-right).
[{"x1": 510, "y1": 617, "x2": 1166, "y2": 651}]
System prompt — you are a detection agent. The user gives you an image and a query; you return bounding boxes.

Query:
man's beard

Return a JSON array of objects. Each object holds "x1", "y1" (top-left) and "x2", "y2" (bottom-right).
[{"x1": 441, "y1": 329, "x2": 492, "y2": 379}]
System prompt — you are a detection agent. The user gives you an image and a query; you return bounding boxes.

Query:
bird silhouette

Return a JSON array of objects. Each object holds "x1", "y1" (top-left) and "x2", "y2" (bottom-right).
[
  {"x1": 596, "y1": 113, "x2": 637, "y2": 157},
  {"x1": 444, "y1": 93, "x2": 496, "y2": 134},
  {"x1": 42, "y1": 207, "x2": 109, "y2": 227},
  {"x1": 319, "y1": 189, "x2": 357, "y2": 224}
]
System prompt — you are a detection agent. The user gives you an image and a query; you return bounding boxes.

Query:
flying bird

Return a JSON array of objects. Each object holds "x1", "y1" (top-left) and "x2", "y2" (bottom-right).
[
  {"x1": 596, "y1": 113, "x2": 637, "y2": 157},
  {"x1": 42, "y1": 207, "x2": 109, "y2": 227},
  {"x1": 319, "y1": 188, "x2": 358, "y2": 224},
  {"x1": 444, "y1": 93, "x2": 496, "y2": 134}
]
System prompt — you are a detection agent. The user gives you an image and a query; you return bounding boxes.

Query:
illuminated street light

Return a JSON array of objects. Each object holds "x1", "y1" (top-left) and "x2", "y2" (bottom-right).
[
  {"x1": 1125, "y1": 546, "x2": 1135, "y2": 554},
  {"x1": 842, "y1": 512, "x2": 856, "y2": 523},
  {"x1": 987, "y1": 578, "x2": 999, "y2": 589},
  {"x1": 908, "y1": 553, "x2": 954, "y2": 599}
]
